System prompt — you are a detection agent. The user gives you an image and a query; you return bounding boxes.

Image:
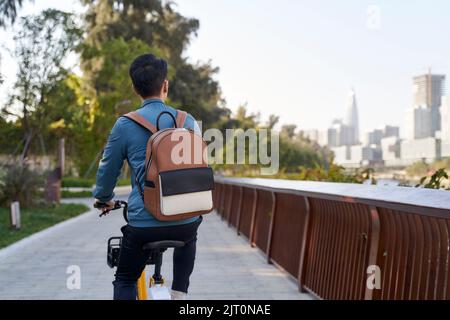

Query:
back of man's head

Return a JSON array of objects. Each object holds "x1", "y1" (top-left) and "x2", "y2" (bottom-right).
[{"x1": 129, "y1": 54, "x2": 168, "y2": 98}]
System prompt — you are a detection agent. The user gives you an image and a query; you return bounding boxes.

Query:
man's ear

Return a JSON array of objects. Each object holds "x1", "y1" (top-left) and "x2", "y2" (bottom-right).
[
  {"x1": 132, "y1": 84, "x2": 139, "y2": 96},
  {"x1": 163, "y1": 80, "x2": 169, "y2": 94}
]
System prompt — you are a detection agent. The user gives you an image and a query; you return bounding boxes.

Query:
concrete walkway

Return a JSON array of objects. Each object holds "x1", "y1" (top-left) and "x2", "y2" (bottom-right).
[{"x1": 0, "y1": 198, "x2": 311, "y2": 300}]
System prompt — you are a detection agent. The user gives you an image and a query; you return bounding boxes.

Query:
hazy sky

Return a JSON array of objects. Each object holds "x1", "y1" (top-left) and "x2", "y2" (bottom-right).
[{"x1": 1, "y1": 0, "x2": 450, "y2": 137}]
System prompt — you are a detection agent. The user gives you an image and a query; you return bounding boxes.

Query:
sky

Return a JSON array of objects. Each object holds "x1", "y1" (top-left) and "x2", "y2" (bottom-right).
[{"x1": 1, "y1": 0, "x2": 450, "y2": 137}]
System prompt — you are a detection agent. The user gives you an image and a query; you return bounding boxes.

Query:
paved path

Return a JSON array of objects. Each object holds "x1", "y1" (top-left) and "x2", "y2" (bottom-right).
[{"x1": 0, "y1": 198, "x2": 311, "y2": 300}]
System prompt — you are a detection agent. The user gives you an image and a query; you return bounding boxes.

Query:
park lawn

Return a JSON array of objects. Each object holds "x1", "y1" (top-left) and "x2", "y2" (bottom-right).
[
  {"x1": 0, "y1": 203, "x2": 89, "y2": 249},
  {"x1": 61, "y1": 190, "x2": 93, "y2": 198}
]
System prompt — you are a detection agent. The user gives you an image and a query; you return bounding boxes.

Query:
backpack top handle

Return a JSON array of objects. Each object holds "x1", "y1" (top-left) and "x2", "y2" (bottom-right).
[{"x1": 156, "y1": 111, "x2": 177, "y2": 131}]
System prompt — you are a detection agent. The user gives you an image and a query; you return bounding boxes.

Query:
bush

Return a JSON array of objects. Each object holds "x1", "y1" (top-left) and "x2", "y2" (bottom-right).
[
  {"x1": 0, "y1": 167, "x2": 5, "y2": 201},
  {"x1": 62, "y1": 177, "x2": 95, "y2": 188},
  {"x1": 416, "y1": 168, "x2": 449, "y2": 190},
  {"x1": 0, "y1": 163, "x2": 44, "y2": 208}
]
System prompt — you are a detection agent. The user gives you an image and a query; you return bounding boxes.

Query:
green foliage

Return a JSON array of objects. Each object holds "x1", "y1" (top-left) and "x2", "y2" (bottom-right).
[
  {"x1": 405, "y1": 161, "x2": 430, "y2": 178},
  {"x1": 416, "y1": 168, "x2": 449, "y2": 190},
  {"x1": 2, "y1": 9, "x2": 82, "y2": 161},
  {"x1": 0, "y1": 0, "x2": 27, "y2": 27},
  {"x1": 0, "y1": 167, "x2": 5, "y2": 201},
  {"x1": 85, "y1": 38, "x2": 162, "y2": 128},
  {"x1": 62, "y1": 177, "x2": 95, "y2": 188},
  {"x1": 0, "y1": 163, "x2": 44, "y2": 208},
  {"x1": 0, "y1": 117, "x2": 22, "y2": 154},
  {"x1": 0, "y1": 203, "x2": 89, "y2": 249},
  {"x1": 82, "y1": 0, "x2": 198, "y2": 66},
  {"x1": 61, "y1": 190, "x2": 93, "y2": 198},
  {"x1": 406, "y1": 158, "x2": 450, "y2": 178},
  {"x1": 251, "y1": 164, "x2": 364, "y2": 183},
  {"x1": 62, "y1": 177, "x2": 130, "y2": 188}
]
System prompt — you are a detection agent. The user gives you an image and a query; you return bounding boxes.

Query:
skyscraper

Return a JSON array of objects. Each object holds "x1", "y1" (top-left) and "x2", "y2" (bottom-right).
[
  {"x1": 441, "y1": 96, "x2": 450, "y2": 141},
  {"x1": 343, "y1": 88, "x2": 360, "y2": 145},
  {"x1": 406, "y1": 105, "x2": 432, "y2": 139},
  {"x1": 413, "y1": 71, "x2": 446, "y2": 135},
  {"x1": 441, "y1": 96, "x2": 450, "y2": 157}
]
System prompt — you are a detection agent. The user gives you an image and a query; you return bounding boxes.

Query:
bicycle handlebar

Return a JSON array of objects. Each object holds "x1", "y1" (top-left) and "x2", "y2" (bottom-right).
[{"x1": 94, "y1": 200, "x2": 129, "y2": 223}]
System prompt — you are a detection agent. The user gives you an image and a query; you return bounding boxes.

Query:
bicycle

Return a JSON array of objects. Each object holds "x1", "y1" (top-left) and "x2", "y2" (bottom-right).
[{"x1": 94, "y1": 200, "x2": 185, "y2": 300}]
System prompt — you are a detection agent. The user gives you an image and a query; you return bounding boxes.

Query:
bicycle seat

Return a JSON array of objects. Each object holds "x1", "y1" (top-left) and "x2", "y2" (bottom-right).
[{"x1": 143, "y1": 240, "x2": 185, "y2": 251}]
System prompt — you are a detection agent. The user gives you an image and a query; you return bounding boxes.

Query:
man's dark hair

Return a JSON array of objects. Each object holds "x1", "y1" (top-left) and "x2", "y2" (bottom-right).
[{"x1": 129, "y1": 54, "x2": 168, "y2": 98}]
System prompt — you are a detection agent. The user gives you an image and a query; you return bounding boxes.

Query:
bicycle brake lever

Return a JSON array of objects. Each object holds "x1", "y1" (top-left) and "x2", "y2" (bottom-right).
[{"x1": 99, "y1": 211, "x2": 109, "y2": 218}]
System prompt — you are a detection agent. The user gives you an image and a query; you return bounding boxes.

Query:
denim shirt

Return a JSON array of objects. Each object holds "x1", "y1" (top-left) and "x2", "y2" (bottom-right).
[{"x1": 93, "y1": 99, "x2": 201, "y2": 227}]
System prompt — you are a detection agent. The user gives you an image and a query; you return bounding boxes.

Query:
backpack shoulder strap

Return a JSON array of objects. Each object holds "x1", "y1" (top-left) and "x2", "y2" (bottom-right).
[
  {"x1": 176, "y1": 110, "x2": 188, "y2": 128},
  {"x1": 123, "y1": 112, "x2": 157, "y2": 134}
]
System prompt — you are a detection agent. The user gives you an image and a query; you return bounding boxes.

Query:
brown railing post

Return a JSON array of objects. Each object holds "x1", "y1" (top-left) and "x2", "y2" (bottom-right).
[
  {"x1": 249, "y1": 188, "x2": 258, "y2": 248},
  {"x1": 266, "y1": 191, "x2": 277, "y2": 264},
  {"x1": 236, "y1": 186, "x2": 244, "y2": 235},
  {"x1": 298, "y1": 196, "x2": 311, "y2": 292},
  {"x1": 219, "y1": 184, "x2": 227, "y2": 219},
  {"x1": 226, "y1": 185, "x2": 234, "y2": 226},
  {"x1": 364, "y1": 206, "x2": 381, "y2": 300}
]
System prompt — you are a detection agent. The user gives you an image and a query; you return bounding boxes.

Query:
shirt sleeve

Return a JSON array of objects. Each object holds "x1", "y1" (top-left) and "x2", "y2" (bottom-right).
[
  {"x1": 185, "y1": 113, "x2": 202, "y2": 135},
  {"x1": 92, "y1": 118, "x2": 127, "y2": 202}
]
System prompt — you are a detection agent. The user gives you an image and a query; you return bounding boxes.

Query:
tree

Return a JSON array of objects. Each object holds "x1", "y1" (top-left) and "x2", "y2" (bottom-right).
[
  {"x1": 266, "y1": 115, "x2": 280, "y2": 130},
  {"x1": 82, "y1": 0, "x2": 198, "y2": 66},
  {"x1": 2, "y1": 9, "x2": 82, "y2": 163},
  {"x1": 81, "y1": 0, "x2": 227, "y2": 130},
  {"x1": 281, "y1": 124, "x2": 297, "y2": 139},
  {"x1": 0, "y1": 0, "x2": 30, "y2": 27}
]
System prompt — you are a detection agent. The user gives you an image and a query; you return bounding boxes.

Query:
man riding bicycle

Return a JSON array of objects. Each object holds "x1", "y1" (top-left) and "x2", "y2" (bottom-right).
[{"x1": 93, "y1": 54, "x2": 202, "y2": 300}]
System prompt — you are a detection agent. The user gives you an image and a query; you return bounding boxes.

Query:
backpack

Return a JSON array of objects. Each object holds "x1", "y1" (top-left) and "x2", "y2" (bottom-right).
[{"x1": 123, "y1": 109, "x2": 214, "y2": 221}]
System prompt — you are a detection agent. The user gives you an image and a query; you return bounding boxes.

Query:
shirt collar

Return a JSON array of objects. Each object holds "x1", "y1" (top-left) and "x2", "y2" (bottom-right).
[{"x1": 142, "y1": 98, "x2": 164, "y2": 107}]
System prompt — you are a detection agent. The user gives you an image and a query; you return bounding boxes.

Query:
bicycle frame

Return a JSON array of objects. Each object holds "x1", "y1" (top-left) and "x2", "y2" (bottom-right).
[
  {"x1": 137, "y1": 271, "x2": 148, "y2": 300},
  {"x1": 99, "y1": 200, "x2": 172, "y2": 300}
]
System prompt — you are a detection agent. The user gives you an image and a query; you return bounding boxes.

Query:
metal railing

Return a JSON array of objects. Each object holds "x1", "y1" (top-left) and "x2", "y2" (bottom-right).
[{"x1": 213, "y1": 177, "x2": 450, "y2": 300}]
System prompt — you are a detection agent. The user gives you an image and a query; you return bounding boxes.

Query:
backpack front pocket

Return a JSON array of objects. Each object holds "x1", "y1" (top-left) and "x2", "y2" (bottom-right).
[{"x1": 158, "y1": 167, "x2": 214, "y2": 216}]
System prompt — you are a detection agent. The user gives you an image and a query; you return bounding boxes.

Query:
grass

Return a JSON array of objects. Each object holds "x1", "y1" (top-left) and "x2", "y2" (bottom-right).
[
  {"x1": 62, "y1": 177, "x2": 94, "y2": 188},
  {"x1": 62, "y1": 177, "x2": 130, "y2": 188},
  {"x1": 0, "y1": 203, "x2": 89, "y2": 249},
  {"x1": 61, "y1": 190, "x2": 93, "y2": 198}
]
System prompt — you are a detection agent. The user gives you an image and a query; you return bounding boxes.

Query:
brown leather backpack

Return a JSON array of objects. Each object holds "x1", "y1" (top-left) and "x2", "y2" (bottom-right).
[{"x1": 123, "y1": 110, "x2": 214, "y2": 221}]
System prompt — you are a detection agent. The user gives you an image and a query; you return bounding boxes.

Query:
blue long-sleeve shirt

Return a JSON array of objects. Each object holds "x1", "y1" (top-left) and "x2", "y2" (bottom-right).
[{"x1": 93, "y1": 98, "x2": 201, "y2": 227}]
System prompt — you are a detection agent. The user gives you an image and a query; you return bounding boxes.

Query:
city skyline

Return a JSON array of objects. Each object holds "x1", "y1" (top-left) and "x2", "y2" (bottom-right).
[{"x1": 319, "y1": 71, "x2": 449, "y2": 168}]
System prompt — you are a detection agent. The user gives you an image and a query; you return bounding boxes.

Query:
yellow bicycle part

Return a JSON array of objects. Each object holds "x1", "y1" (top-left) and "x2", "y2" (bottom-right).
[
  {"x1": 137, "y1": 270, "x2": 148, "y2": 300},
  {"x1": 149, "y1": 276, "x2": 165, "y2": 287}
]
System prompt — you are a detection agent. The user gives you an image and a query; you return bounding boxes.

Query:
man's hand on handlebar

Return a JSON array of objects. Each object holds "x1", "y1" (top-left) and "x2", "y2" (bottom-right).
[
  {"x1": 94, "y1": 200, "x2": 129, "y2": 221},
  {"x1": 94, "y1": 199, "x2": 116, "y2": 214}
]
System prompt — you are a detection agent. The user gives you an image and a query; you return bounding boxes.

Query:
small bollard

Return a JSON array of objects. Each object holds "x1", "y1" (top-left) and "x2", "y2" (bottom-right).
[{"x1": 10, "y1": 201, "x2": 21, "y2": 230}]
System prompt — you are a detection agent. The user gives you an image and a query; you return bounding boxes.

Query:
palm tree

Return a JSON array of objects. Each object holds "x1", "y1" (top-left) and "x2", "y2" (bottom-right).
[{"x1": 0, "y1": 0, "x2": 29, "y2": 27}]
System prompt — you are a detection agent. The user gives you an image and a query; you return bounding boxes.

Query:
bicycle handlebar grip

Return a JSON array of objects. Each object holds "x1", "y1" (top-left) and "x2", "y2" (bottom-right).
[{"x1": 94, "y1": 202, "x2": 108, "y2": 209}]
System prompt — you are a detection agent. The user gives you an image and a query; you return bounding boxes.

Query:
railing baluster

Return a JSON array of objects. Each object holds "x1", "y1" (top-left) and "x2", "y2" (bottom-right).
[
  {"x1": 298, "y1": 196, "x2": 311, "y2": 292},
  {"x1": 249, "y1": 188, "x2": 258, "y2": 248},
  {"x1": 266, "y1": 191, "x2": 277, "y2": 264},
  {"x1": 235, "y1": 186, "x2": 244, "y2": 234},
  {"x1": 364, "y1": 206, "x2": 381, "y2": 300}
]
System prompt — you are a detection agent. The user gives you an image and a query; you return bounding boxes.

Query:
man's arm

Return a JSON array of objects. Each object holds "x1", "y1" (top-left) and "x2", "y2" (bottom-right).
[
  {"x1": 93, "y1": 118, "x2": 127, "y2": 203},
  {"x1": 185, "y1": 113, "x2": 202, "y2": 135}
]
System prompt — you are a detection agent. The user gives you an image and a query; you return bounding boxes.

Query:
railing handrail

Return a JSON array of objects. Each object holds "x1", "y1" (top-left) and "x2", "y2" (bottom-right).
[{"x1": 215, "y1": 176, "x2": 450, "y2": 218}]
